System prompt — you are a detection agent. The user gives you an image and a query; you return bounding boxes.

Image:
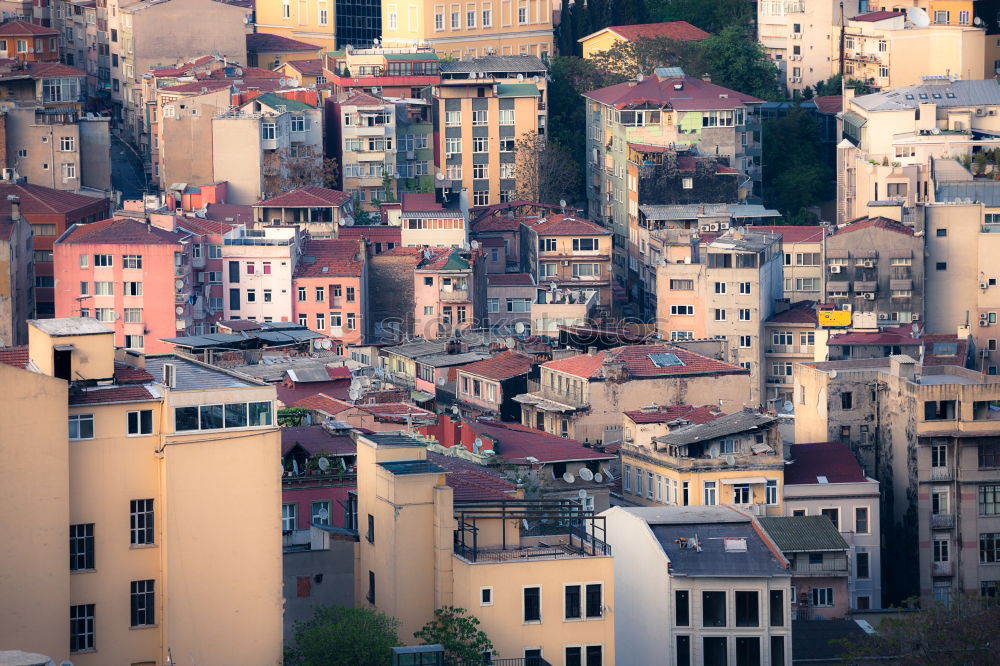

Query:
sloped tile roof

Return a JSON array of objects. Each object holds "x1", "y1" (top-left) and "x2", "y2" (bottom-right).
[
  {"x1": 58, "y1": 217, "x2": 186, "y2": 245},
  {"x1": 113, "y1": 362, "x2": 155, "y2": 383},
  {"x1": 69, "y1": 385, "x2": 155, "y2": 405},
  {"x1": 544, "y1": 344, "x2": 748, "y2": 380},
  {"x1": 25, "y1": 61, "x2": 87, "y2": 78},
  {"x1": 850, "y1": 9, "x2": 898, "y2": 21},
  {"x1": 750, "y1": 225, "x2": 824, "y2": 243},
  {"x1": 246, "y1": 32, "x2": 320, "y2": 53},
  {"x1": 468, "y1": 420, "x2": 615, "y2": 464},
  {"x1": 355, "y1": 402, "x2": 436, "y2": 420},
  {"x1": 280, "y1": 424, "x2": 355, "y2": 456},
  {"x1": 833, "y1": 216, "x2": 914, "y2": 237},
  {"x1": 922, "y1": 334, "x2": 968, "y2": 367},
  {"x1": 286, "y1": 58, "x2": 324, "y2": 76},
  {"x1": 427, "y1": 451, "x2": 517, "y2": 500},
  {"x1": 0, "y1": 20, "x2": 58, "y2": 36},
  {"x1": 343, "y1": 92, "x2": 385, "y2": 107},
  {"x1": 0, "y1": 345, "x2": 28, "y2": 368},
  {"x1": 0, "y1": 182, "x2": 106, "y2": 215},
  {"x1": 253, "y1": 186, "x2": 351, "y2": 208},
  {"x1": 585, "y1": 73, "x2": 762, "y2": 110},
  {"x1": 757, "y1": 515, "x2": 850, "y2": 552},
  {"x1": 487, "y1": 273, "x2": 535, "y2": 287},
  {"x1": 827, "y1": 324, "x2": 921, "y2": 346},
  {"x1": 295, "y1": 238, "x2": 364, "y2": 278},
  {"x1": 459, "y1": 350, "x2": 534, "y2": 381},
  {"x1": 292, "y1": 392, "x2": 352, "y2": 414},
  {"x1": 812, "y1": 95, "x2": 842, "y2": 114},
  {"x1": 526, "y1": 213, "x2": 609, "y2": 236},
  {"x1": 624, "y1": 404, "x2": 723, "y2": 424},
  {"x1": 766, "y1": 301, "x2": 818, "y2": 324},
  {"x1": 785, "y1": 441, "x2": 869, "y2": 485},
  {"x1": 604, "y1": 21, "x2": 709, "y2": 42}
]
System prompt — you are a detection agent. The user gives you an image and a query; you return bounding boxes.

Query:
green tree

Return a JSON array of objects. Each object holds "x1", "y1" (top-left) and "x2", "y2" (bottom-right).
[
  {"x1": 647, "y1": 0, "x2": 755, "y2": 34},
  {"x1": 699, "y1": 26, "x2": 780, "y2": 100},
  {"x1": 285, "y1": 605, "x2": 402, "y2": 666},
  {"x1": 513, "y1": 132, "x2": 582, "y2": 204},
  {"x1": 762, "y1": 106, "x2": 834, "y2": 222},
  {"x1": 812, "y1": 74, "x2": 842, "y2": 97},
  {"x1": 834, "y1": 595, "x2": 1000, "y2": 665},
  {"x1": 277, "y1": 407, "x2": 309, "y2": 427},
  {"x1": 413, "y1": 606, "x2": 495, "y2": 665},
  {"x1": 352, "y1": 195, "x2": 376, "y2": 225}
]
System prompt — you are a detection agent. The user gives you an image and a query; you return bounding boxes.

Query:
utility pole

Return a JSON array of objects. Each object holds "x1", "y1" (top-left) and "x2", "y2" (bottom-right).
[{"x1": 839, "y1": 1, "x2": 846, "y2": 79}]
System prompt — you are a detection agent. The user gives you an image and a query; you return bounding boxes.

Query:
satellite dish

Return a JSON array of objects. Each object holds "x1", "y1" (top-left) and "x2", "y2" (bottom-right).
[
  {"x1": 783, "y1": 400, "x2": 794, "y2": 413},
  {"x1": 176, "y1": 306, "x2": 185, "y2": 315},
  {"x1": 321, "y1": 340, "x2": 333, "y2": 350},
  {"x1": 473, "y1": 437, "x2": 483, "y2": 452},
  {"x1": 725, "y1": 454, "x2": 736, "y2": 466},
  {"x1": 559, "y1": 199, "x2": 567, "y2": 208},
  {"x1": 505, "y1": 336, "x2": 516, "y2": 349},
  {"x1": 348, "y1": 388, "x2": 360, "y2": 401},
  {"x1": 563, "y1": 472, "x2": 575, "y2": 483},
  {"x1": 975, "y1": 16, "x2": 983, "y2": 25},
  {"x1": 452, "y1": 405, "x2": 460, "y2": 416},
  {"x1": 594, "y1": 472, "x2": 603, "y2": 483},
  {"x1": 470, "y1": 240, "x2": 479, "y2": 249},
  {"x1": 514, "y1": 322, "x2": 526, "y2": 335},
  {"x1": 911, "y1": 322, "x2": 921, "y2": 334},
  {"x1": 436, "y1": 376, "x2": 446, "y2": 386},
  {"x1": 436, "y1": 172, "x2": 445, "y2": 181},
  {"x1": 708, "y1": 445, "x2": 720, "y2": 458},
  {"x1": 112, "y1": 311, "x2": 121, "y2": 320},
  {"x1": 517, "y1": 73, "x2": 524, "y2": 81},
  {"x1": 829, "y1": 369, "x2": 838, "y2": 379},
  {"x1": 907, "y1": 6, "x2": 930, "y2": 27},
  {"x1": 578, "y1": 489, "x2": 588, "y2": 499},
  {"x1": 318, "y1": 457, "x2": 330, "y2": 471},
  {"x1": 338, "y1": 219, "x2": 346, "y2": 226},
  {"x1": 317, "y1": 506, "x2": 329, "y2": 520},
  {"x1": 175, "y1": 279, "x2": 185, "y2": 289},
  {"x1": 522, "y1": 519, "x2": 532, "y2": 530},
  {"x1": 579, "y1": 468, "x2": 594, "y2": 481}
]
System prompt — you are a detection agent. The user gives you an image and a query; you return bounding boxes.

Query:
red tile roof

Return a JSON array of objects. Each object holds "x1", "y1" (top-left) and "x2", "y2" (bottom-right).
[
  {"x1": 459, "y1": 350, "x2": 534, "y2": 381},
  {"x1": 254, "y1": 186, "x2": 351, "y2": 208},
  {"x1": 113, "y1": 362, "x2": 155, "y2": 383},
  {"x1": 276, "y1": 379, "x2": 350, "y2": 406},
  {"x1": 828, "y1": 325, "x2": 922, "y2": 347},
  {"x1": 785, "y1": 441, "x2": 869, "y2": 484},
  {"x1": 0, "y1": 20, "x2": 58, "y2": 36},
  {"x1": 0, "y1": 182, "x2": 107, "y2": 216},
  {"x1": 356, "y1": 402, "x2": 436, "y2": 421},
  {"x1": 487, "y1": 272, "x2": 535, "y2": 287},
  {"x1": 813, "y1": 95, "x2": 843, "y2": 115},
  {"x1": 751, "y1": 225, "x2": 825, "y2": 243},
  {"x1": 585, "y1": 74, "x2": 762, "y2": 110},
  {"x1": 473, "y1": 212, "x2": 540, "y2": 233},
  {"x1": 526, "y1": 213, "x2": 609, "y2": 237},
  {"x1": 766, "y1": 301, "x2": 818, "y2": 324},
  {"x1": 246, "y1": 32, "x2": 321, "y2": 53},
  {"x1": 343, "y1": 92, "x2": 385, "y2": 107},
  {"x1": 58, "y1": 217, "x2": 185, "y2": 245},
  {"x1": 834, "y1": 216, "x2": 914, "y2": 237},
  {"x1": 160, "y1": 79, "x2": 235, "y2": 94},
  {"x1": 286, "y1": 58, "x2": 324, "y2": 76},
  {"x1": 468, "y1": 420, "x2": 615, "y2": 463},
  {"x1": 69, "y1": 385, "x2": 155, "y2": 405},
  {"x1": 544, "y1": 344, "x2": 748, "y2": 380},
  {"x1": 176, "y1": 214, "x2": 239, "y2": 236},
  {"x1": 427, "y1": 452, "x2": 518, "y2": 500},
  {"x1": 624, "y1": 404, "x2": 724, "y2": 424},
  {"x1": 210, "y1": 65, "x2": 284, "y2": 80},
  {"x1": 604, "y1": 21, "x2": 710, "y2": 42},
  {"x1": 202, "y1": 203, "x2": 254, "y2": 227},
  {"x1": 851, "y1": 10, "x2": 899, "y2": 21},
  {"x1": 295, "y1": 238, "x2": 364, "y2": 278},
  {"x1": 280, "y1": 425, "x2": 356, "y2": 456},
  {"x1": 292, "y1": 392, "x2": 352, "y2": 414},
  {"x1": 401, "y1": 192, "x2": 440, "y2": 212},
  {"x1": 0, "y1": 345, "x2": 28, "y2": 368},
  {"x1": 338, "y1": 225, "x2": 401, "y2": 244},
  {"x1": 922, "y1": 334, "x2": 968, "y2": 367},
  {"x1": 25, "y1": 62, "x2": 87, "y2": 78}
]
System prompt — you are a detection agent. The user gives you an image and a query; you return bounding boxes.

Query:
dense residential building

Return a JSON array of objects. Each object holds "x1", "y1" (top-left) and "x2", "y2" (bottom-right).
[
  {"x1": 751, "y1": 226, "x2": 825, "y2": 305},
  {"x1": 436, "y1": 55, "x2": 548, "y2": 207},
  {"x1": 379, "y1": 0, "x2": 553, "y2": 59},
  {"x1": 584, "y1": 69, "x2": 764, "y2": 272},
  {"x1": 783, "y1": 440, "x2": 883, "y2": 610},
  {"x1": 355, "y1": 430, "x2": 616, "y2": 662},
  {"x1": 0, "y1": 179, "x2": 110, "y2": 318},
  {"x1": 837, "y1": 78, "x2": 1000, "y2": 223},
  {"x1": 794, "y1": 354, "x2": 1000, "y2": 604},
  {"x1": 222, "y1": 224, "x2": 303, "y2": 323},
  {"x1": 331, "y1": 92, "x2": 398, "y2": 208},
  {"x1": 245, "y1": 32, "x2": 323, "y2": 69},
  {"x1": 291, "y1": 237, "x2": 368, "y2": 351},
  {"x1": 253, "y1": 186, "x2": 355, "y2": 238},
  {"x1": 603, "y1": 505, "x2": 793, "y2": 666},
  {"x1": 822, "y1": 216, "x2": 924, "y2": 325},
  {"x1": 620, "y1": 407, "x2": 785, "y2": 515},
  {"x1": 279, "y1": 57, "x2": 327, "y2": 88},
  {"x1": 397, "y1": 192, "x2": 467, "y2": 248},
  {"x1": 0, "y1": 318, "x2": 282, "y2": 664},
  {"x1": 757, "y1": 516, "x2": 851, "y2": 620},
  {"x1": 0, "y1": 199, "x2": 32, "y2": 345},
  {"x1": 323, "y1": 46, "x2": 441, "y2": 98},
  {"x1": 53, "y1": 216, "x2": 204, "y2": 354},
  {"x1": 521, "y1": 213, "x2": 613, "y2": 313},
  {"x1": 0, "y1": 20, "x2": 59, "y2": 61},
  {"x1": 411, "y1": 245, "x2": 486, "y2": 338},
  {"x1": 578, "y1": 21, "x2": 709, "y2": 60},
  {"x1": 655, "y1": 227, "x2": 784, "y2": 406},
  {"x1": 453, "y1": 349, "x2": 533, "y2": 419},
  {"x1": 380, "y1": 336, "x2": 490, "y2": 393},
  {"x1": 763, "y1": 300, "x2": 820, "y2": 409},
  {"x1": 515, "y1": 344, "x2": 752, "y2": 443},
  {"x1": 486, "y1": 272, "x2": 535, "y2": 330}
]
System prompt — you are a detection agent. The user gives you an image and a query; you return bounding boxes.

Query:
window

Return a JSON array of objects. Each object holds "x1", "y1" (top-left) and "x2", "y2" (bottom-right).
[
  {"x1": 482, "y1": 7, "x2": 492, "y2": 25},
  {"x1": 676, "y1": 636, "x2": 690, "y2": 666},
  {"x1": 704, "y1": 481, "x2": 717, "y2": 505},
  {"x1": 130, "y1": 579, "x2": 155, "y2": 627},
  {"x1": 523, "y1": 586, "x2": 541, "y2": 622},
  {"x1": 936, "y1": 262, "x2": 947, "y2": 271},
  {"x1": 435, "y1": 11, "x2": 444, "y2": 29},
  {"x1": 473, "y1": 136, "x2": 488, "y2": 152},
  {"x1": 451, "y1": 10, "x2": 459, "y2": 28},
  {"x1": 980, "y1": 442, "x2": 1000, "y2": 468},
  {"x1": 670, "y1": 279, "x2": 694, "y2": 290},
  {"x1": 311, "y1": 501, "x2": 330, "y2": 526},
  {"x1": 812, "y1": 587, "x2": 834, "y2": 607},
  {"x1": 127, "y1": 410, "x2": 153, "y2": 436},
  {"x1": 735, "y1": 591, "x2": 759, "y2": 627},
  {"x1": 445, "y1": 110, "x2": 461, "y2": 126},
  {"x1": 765, "y1": 480, "x2": 778, "y2": 505},
  {"x1": 68, "y1": 414, "x2": 94, "y2": 440},
  {"x1": 473, "y1": 163, "x2": 488, "y2": 179},
  {"x1": 70, "y1": 604, "x2": 95, "y2": 652},
  {"x1": 367, "y1": 514, "x2": 375, "y2": 543},
  {"x1": 981, "y1": 485, "x2": 1000, "y2": 515},
  {"x1": 123, "y1": 281, "x2": 142, "y2": 296},
  {"x1": 315, "y1": 286, "x2": 325, "y2": 302},
  {"x1": 94, "y1": 254, "x2": 112, "y2": 267},
  {"x1": 821, "y1": 508, "x2": 840, "y2": 530},
  {"x1": 367, "y1": 571, "x2": 376, "y2": 603},
  {"x1": 319, "y1": 7, "x2": 328, "y2": 23},
  {"x1": 94, "y1": 281, "x2": 113, "y2": 296},
  {"x1": 703, "y1": 591, "x2": 726, "y2": 626},
  {"x1": 565, "y1": 584, "x2": 581, "y2": 619},
  {"x1": 60, "y1": 136, "x2": 76, "y2": 151},
  {"x1": 769, "y1": 590, "x2": 784, "y2": 627},
  {"x1": 472, "y1": 109, "x2": 488, "y2": 126},
  {"x1": 855, "y1": 507, "x2": 869, "y2": 533},
  {"x1": 671, "y1": 305, "x2": 694, "y2": 316},
  {"x1": 623, "y1": 464, "x2": 631, "y2": 492},
  {"x1": 42, "y1": 77, "x2": 79, "y2": 103},
  {"x1": 982, "y1": 533, "x2": 1000, "y2": 563},
  {"x1": 739, "y1": 335, "x2": 751, "y2": 348},
  {"x1": 732, "y1": 484, "x2": 751, "y2": 504},
  {"x1": 675, "y1": 590, "x2": 690, "y2": 625},
  {"x1": 481, "y1": 587, "x2": 493, "y2": 605},
  {"x1": 736, "y1": 637, "x2": 760, "y2": 666},
  {"x1": 933, "y1": 538, "x2": 950, "y2": 562},
  {"x1": 70, "y1": 523, "x2": 95, "y2": 571},
  {"x1": 573, "y1": 238, "x2": 600, "y2": 252},
  {"x1": 124, "y1": 335, "x2": 144, "y2": 350},
  {"x1": 857, "y1": 551, "x2": 870, "y2": 578},
  {"x1": 932, "y1": 488, "x2": 949, "y2": 515},
  {"x1": 739, "y1": 308, "x2": 751, "y2": 321},
  {"x1": 841, "y1": 392, "x2": 853, "y2": 410},
  {"x1": 518, "y1": 5, "x2": 527, "y2": 22},
  {"x1": 130, "y1": 499, "x2": 153, "y2": 545}
]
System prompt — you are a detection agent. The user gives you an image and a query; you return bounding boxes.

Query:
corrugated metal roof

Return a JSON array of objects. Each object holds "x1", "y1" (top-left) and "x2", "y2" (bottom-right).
[
  {"x1": 145, "y1": 356, "x2": 264, "y2": 390},
  {"x1": 853, "y1": 79, "x2": 1000, "y2": 112},
  {"x1": 639, "y1": 203, "x2": 781, "y2": 221},
  {"x1": 654, "y1": 410, "x2": 775, "y2": 447},
  {"x1": 757, "y1": 515, "x2": 850, "y2": 552},
  {"x1": 936, "y1": 181, "x2": 1000, "y2": 207},
  {"x1": 440, "y1": 55, "x2": 546, "y2": 73}
]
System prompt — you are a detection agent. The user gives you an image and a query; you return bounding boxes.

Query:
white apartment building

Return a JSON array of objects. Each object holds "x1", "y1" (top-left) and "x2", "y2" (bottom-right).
[{"x1": 222, "y1": 225, "x2": 302, "y2": 322}]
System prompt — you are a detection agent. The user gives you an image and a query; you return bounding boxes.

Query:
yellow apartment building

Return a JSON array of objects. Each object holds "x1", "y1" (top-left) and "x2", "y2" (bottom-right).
[
  {"x1": 0, "y1": 318, "x2": 282, "y2": 664},
  {"x1": 255, "y1": 0, "x2": 337, "y2": 51},
  {"x1": 355, "y1": 430, "x2": 616, "y2": 664},
  {"x1": 380, "y1": 0, "x2": 553, "y2": 59},
  {"x1": 619, "y1": 407, "x2": 785, "y2": 515},
  {"x1": 578, "y1": 21, "x2": 709, "y2": 61},
  {"x1": 436, "y1": 55, "x2": 547, "y2": 208},
  {"x1": 521, "y1": 213, "x2": 613, "y2": 312}
]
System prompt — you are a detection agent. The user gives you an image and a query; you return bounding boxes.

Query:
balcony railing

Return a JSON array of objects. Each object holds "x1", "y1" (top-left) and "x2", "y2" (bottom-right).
[
  {"x1": 440, "y1": 287, "x2": 470, "y2": 302},
  {"x1": 931, "y1": 513, "x2": 955, "y2": 530},
  {"x1": 930, "y1": 467, "x2": 953, "y2": 481},
  {"x1": 791, "y1": 557, "x2": 849, "y2": 574},
  {"x1": 932, "y1": 561, "x2": 953, "y2": 577},
  {"x1": 523, "y1": 379, "x2": 587, "y2": 408}
]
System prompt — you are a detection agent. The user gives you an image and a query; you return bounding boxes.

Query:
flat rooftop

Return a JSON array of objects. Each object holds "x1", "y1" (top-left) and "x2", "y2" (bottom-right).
[
  {"x1": 378, "y1": 460, "x2": 444, "y2": 475},
  {"x1": 145, "y1": 355, "x2": 267, "y2": 391},
  {"x1": 362, "y1": 431, "x2": 427, "y2": 447},
  {"x1": 29, "y1": 318, "x2": 112, "y2": 336}
]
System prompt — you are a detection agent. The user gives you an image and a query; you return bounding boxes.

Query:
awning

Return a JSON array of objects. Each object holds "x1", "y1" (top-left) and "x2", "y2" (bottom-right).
[
  {"x1": 890, "y1": 279, "x2": 912, "y2": 290},
  {"x1": 827, "y1": 281, "x2": 850, "y2": 291},
  {"x1": 411, "y1": 389, "x2": 434, "y2": 403},
  {"x1": 719, "y1": 476, "x2": 769, "y2": 485},
  {"x1": 826, "y1": 249, "x2": 850, "y2": 259},
  {"x1": 512, "y1": 393, "x2": 579, "y2": 412},
  {"x1": 855, "y1": 249, "x2": 878, "y2": 259},
  {"x1": 855, "y1": 281, "x2": 877, "y2": 292}
]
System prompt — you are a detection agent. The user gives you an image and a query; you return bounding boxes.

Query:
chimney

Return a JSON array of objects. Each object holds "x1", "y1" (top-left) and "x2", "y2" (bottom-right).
[
  {"x1": 701, "y1": 73, "x2": 711, "y2": 83},
  {"x1": 587, "y1": 346, "x2": 597, "y2": 356},
  {"x1": 7, "y1": 194, "x2": 19, "y2": 222}
]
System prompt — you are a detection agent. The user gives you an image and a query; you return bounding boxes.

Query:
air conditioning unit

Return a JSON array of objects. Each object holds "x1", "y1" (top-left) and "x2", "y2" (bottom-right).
[
  {"x1": 842, "y1": 304, "x2": 853, "y2": 312},
  {"x1": 830, "y1": 265, "x2": 842, "y2": 273},
  {"x1": 981, "y1": 282, "x2": 989, "y2": 289},
  {"x1": 911, "y1": 314, "x2": 920, "y2": 321},
  {"x1": 981, "y1": 312, "x2": 990, "y2": 320},
  {"x1": 710, "y1": 223, "x2": 719, "y2": 231},
  {"x1": 863, "y1": 260, "x2": 875, "y2": 268},
  {"x1": 863, "y1": 292, "x2": 876, "y2": 300},
  {"x1": 446, "y1": 152, "x2": 455, "y2": 159},
  {"x1": 878, "y1": 313, "x2": 888, "y2": 320},
  {"x1": 981, "y1": 320, "x2": 990, "y2": 327},
  {"x1": 562, "y1": 260, "x2": 570, "y2": 266}
]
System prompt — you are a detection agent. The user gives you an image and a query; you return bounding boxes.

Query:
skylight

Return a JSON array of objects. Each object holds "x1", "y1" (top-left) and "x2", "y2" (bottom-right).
[{"x1": 649, "y1": 352, "x2": 685, "y2": 368}]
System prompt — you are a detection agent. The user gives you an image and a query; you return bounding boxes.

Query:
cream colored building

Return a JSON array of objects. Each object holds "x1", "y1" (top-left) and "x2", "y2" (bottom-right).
[
  {"x1": 380, "y1": 0, "x2": 553, "y2": 59},
  {"x1": 0, "y1": 204, "x2": 32, "y2": 346},
  {"x1": 222, "y1": 224, "x2": 303, "y2": 322},
  {"x1": 794, "y1": 354, "x2": 1000, "y2": 604},
  {"x1": 603, "y1": 505, "x2": 793, "y2": 666},
  {"x1": 0, "y1": 318, "x2": 282, "y2": 664},
  {"x1": 655, "y1": 228, "x2": 784, "y2": 406},
  {"x1": 254, "y1": 0, "x2": 336, "y2": 51},
  {"x1": 837, "y1": 78, "x2": 1000, "y2": 223},
  {"x1": 355, "y1": 430, "x2": 616, "y2": 664}
]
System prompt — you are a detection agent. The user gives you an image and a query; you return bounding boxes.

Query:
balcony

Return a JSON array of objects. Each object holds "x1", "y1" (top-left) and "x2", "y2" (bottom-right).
[
  {"x1": 353, "y1": 125, "x2": 389, "y2": 137},
  {"x1": 931, "y1": 513, "x2": 955, "y2": 530},
  {"x1": 930, "y1": 467, "x2": 953, "y2": 481},
  {"x1": 356, "y1": 150, "x2": 386, "y2": 162},
  {"x1": 440, "y1": 287, "x2": 470, "y2": 302},
  {"x1": 766, "y1": 376, "x2": 792, "y2": 385},
  {"x1": 791, "y1": 556, "x2": 849, "y2": 575},
  {"x1": 932, "y1": 561, "x2": 953, "y2": 577}
]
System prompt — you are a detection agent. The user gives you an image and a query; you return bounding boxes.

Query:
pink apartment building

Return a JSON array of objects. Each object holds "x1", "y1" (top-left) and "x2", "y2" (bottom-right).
[
  {"x1": 410, "y1": 246, "x2": 487, "y2": 339},
  {"x1": 291, "y1": 238, "x2": 368, "y2": 353},
  {"x1": 53, "y1": 217, "x2": 197, "y2": 354}
]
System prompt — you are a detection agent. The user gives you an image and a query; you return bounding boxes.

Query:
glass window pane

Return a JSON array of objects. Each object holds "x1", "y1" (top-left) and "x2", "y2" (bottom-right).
[
  {"x1": 249, "y1": 401, "x2": 273, "y2": 426},
  {"x1": 175, "y1": 406, "x2": 199, "y2": 431},
  {"x1": 199, "y1": 404, "x2": 223, "y2": 430},
  {"x1": 225, "y1": 402, "x2": 248, "y2": 428}
]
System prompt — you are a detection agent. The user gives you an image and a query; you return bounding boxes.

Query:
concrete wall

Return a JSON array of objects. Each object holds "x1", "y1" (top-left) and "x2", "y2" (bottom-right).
[
  {"x1": 4, "y1": 106, "x2": 82, "y2": 191},
  {"x1": 130, "y1": 0, "x2": 248, "y2": 75},
  {"x1": 369, "y1": 252, "x2": 418, "y2": 337},
  {"x1": 212, "y1": 115, "x2": 265, "y2": 205},
  {"x1": 282, "y1": 541, "x2": 356, "y2": 642},
  {"x1": 159, "y1": 89, "x2": 231, "y2": 193},
  {"x1": 79, "y1": 116, "x2": 111, "y2": 192},
  {"x1": 0, "y1": 214, "x2": 32, "y2": 345}
]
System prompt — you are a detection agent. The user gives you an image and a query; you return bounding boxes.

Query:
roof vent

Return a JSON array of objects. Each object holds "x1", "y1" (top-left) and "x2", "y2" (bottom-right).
[
  {"x1": 723, "y1": 537, "x2": 747, "y2": 552},
  {"x1": 163, "y1": 362, "x2": 176, "y2": 388},
  {"x1": 673, "y1": 82, "x2": 684, "y2": 91}
]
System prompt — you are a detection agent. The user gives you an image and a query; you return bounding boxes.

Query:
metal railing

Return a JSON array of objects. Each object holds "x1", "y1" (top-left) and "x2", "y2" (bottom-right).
[
  {"x1": 791, "y1": 557, "x2": 849, "y2": 573},
  {"x1": 525, "y1": 379, "x2": 586, "y2": 407},
  {"x1": 931, "y1": 513, "x2": 955, "y2": 530}
]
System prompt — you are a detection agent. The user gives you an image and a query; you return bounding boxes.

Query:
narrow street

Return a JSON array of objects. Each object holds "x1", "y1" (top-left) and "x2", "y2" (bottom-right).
[{"x1": 111, "y1": 134, "x2": 147, "y2": 201}]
